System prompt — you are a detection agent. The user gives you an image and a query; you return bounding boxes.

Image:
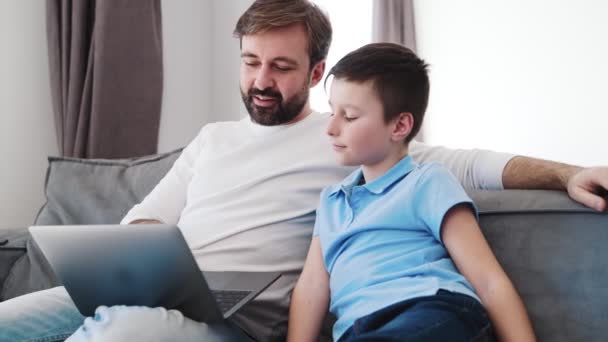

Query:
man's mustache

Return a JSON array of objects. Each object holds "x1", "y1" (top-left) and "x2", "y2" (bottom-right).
[{"x1": 248, "y1": 88, "x2": 282, "y2": 101}]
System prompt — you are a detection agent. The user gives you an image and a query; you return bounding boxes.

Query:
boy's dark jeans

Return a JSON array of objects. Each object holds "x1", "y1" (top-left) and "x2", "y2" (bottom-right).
[{"x1": 339, "y1": 289, "x2": 495, "y2": 342}]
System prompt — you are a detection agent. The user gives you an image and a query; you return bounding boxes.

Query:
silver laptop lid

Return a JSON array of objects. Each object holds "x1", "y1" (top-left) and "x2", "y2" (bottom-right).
[{"x1": 30, "y1": 224, "x2": 224, "y2": 323}]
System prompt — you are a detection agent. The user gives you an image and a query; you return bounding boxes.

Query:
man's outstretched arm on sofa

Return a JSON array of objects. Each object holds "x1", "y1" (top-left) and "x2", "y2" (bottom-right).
[
  {"x1": 502, "y1": 156, "x2": 608, "y2": 212},
  {"x1": 409, "y1": 141, "x2": 608, "y2": 211}
]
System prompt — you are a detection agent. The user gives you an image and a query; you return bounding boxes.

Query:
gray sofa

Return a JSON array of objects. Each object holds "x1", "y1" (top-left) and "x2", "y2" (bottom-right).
[{"x1": 0, "y1": 149, "x2": 607, "y2": 341}]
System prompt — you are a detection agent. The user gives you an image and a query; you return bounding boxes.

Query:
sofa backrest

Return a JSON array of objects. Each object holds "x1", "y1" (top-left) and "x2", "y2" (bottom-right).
[{"x1": 468, "y1": 189, "x2": 608, "y2": 341}]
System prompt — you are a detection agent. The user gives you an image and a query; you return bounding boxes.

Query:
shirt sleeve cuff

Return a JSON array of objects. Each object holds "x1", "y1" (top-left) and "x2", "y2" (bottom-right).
[
  {"x1": 120, "y1": 209, "x2": 165, "y2": 225},
  {"x1": 474, "y1": 151, "x2": 516, "y2": 190}
]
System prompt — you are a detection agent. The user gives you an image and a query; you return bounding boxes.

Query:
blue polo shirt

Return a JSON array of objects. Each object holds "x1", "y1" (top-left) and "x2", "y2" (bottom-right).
[{"x1": 313, "y1": 155, "x2": 480, "y2": 340}]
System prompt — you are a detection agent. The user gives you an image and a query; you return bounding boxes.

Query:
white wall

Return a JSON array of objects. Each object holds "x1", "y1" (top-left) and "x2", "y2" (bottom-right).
[
  {"x1": 1, "y1": 1, "x2": 58, "y2": 229},
  {"x1": 414, "y1": 0, "x2": 608, "y2": 166},
  {"x1": 158, "y1": 0, "x2": 251, "y2": 152},
  {"x1": 209, "y1": 0, "x2": 252, "y2": 123},
  {"x1": 157, "y1": 0, "x2": 213, "y2": 152},
  {"x1": 310, "y1": 0, "x2": 373, "y2": 113}
]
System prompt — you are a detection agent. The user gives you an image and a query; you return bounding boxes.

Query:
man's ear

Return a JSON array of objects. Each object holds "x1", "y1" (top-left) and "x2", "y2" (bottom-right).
[
  {"x1": 309, "y1": 60, "x2": 326, "y2": 88},
  {"x1": 392, "y1": 112, "x2": 414, "y2": 142}
]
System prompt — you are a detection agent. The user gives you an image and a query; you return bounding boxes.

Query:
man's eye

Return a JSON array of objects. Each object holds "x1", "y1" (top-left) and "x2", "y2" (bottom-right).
[
  {"x1": 275, "y1": 66, "x2": 292, "y2": 72},
  {"x1": 344, "y1": 116, "x2": 358, "y2": 122}
]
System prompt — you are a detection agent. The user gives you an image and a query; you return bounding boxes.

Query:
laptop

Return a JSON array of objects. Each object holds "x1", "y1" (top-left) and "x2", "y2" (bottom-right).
[{"x1": 29, "y1": 224, "x2": 281, "y2": 323}]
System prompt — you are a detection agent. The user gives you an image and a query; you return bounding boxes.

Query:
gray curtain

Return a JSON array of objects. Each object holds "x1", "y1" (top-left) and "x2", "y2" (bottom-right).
[
  {"x1": 46, "y1": 0, "x2": 163, "y2": 159},
  {"x1": 372, "y1": 0, "x2": 417, "y2": 52},
  {"x1": 373, "y1": 0, "x2": 422, "y2": 140}
]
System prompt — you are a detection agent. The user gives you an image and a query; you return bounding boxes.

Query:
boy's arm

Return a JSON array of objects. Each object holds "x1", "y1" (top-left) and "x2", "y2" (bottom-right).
[
  {"x1": 441, "y1": 204, "x2": 536, "y2": 342},
  {"x1": 287, "y1": 237, "x2": 330, "y2": 342}
]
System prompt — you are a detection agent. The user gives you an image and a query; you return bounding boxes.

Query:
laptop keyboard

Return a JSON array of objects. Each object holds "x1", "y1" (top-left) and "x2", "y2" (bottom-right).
[{"x1": 212, "y1": 290, "x2": 252, "y2": 314}]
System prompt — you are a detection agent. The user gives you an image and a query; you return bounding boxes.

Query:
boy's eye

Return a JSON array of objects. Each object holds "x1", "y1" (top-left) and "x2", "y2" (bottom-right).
[{"x1": 344, "y1": 116, "x2": 358, "y2": 122}]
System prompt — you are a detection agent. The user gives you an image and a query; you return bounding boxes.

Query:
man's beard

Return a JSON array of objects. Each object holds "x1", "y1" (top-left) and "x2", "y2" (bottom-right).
[{"x1": 241, "y1": 83, "x2": 309, "y2": 126}]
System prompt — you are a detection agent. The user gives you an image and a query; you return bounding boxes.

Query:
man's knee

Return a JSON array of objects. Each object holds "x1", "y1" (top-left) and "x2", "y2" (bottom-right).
[
  {"x1": 0, "y1": 287, "x2": 83, "y2": 342},
  {"x1": 66, "y1": 305, "x2": 243, "y2": 342}
]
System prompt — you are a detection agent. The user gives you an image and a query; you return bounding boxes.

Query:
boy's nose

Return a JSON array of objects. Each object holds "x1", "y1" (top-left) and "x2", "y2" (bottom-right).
[{"x1": 326, "y1": 115, "x2": 340, "y2": 137}]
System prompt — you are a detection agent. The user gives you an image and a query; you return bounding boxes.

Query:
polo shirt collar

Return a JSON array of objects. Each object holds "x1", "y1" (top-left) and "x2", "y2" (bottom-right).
[
  {"x1": 330, "y1": 155, "x2": 417, "y2": 196},
  {"x1": 331, "y1": 168, "x2": 363, "y2": 197}
]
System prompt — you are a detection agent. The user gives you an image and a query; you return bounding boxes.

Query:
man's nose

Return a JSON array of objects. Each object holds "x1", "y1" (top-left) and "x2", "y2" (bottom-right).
[{"x1": 254, "y1": 65, "x2": 275, "y2": 90}]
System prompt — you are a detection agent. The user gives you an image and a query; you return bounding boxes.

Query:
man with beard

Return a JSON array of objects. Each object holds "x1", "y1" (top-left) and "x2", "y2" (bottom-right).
[{"x1": 1, "y1": 0, "x2": 607, "y2": 341}]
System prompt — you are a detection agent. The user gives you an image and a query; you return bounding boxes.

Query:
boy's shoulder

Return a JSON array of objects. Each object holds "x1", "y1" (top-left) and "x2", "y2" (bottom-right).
[
  {"x1": 397, "y1": 161, "x2": 461, "y2": 193},
  {"x1": 387, "y1": 160, "x2": 449, "y2": 181},
  {"x1": 408, "y1": 162, "x2": 465, "y2": 197},
  {"x1": 412, "y1": 161, "x2": 453, "y2": 177}
]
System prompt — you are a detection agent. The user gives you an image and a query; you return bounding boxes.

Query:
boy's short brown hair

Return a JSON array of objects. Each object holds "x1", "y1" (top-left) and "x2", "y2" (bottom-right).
[
  {"x1": 326, "y1": 43, "x2": 430, "y2": 143},
  {"x1": 234, "y1": 0, "x2": 332, "y2": 69}
]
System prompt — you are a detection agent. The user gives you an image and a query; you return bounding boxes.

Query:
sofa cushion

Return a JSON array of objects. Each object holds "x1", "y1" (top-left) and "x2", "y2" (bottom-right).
[
  {"x1": 0, "y1": 149, "x2": 182, "y2": 300},
  {"x1": 34, "y1": 148, "x2": 182, "y2": 225},
  {"x1": 467, "y1": 189, "x2": 608, "y2": 342}
]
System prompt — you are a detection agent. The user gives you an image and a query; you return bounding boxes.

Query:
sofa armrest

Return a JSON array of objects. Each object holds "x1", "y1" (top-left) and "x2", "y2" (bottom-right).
[{"x1": 0, "y1": 227, "x2": 28, "y2": 300}]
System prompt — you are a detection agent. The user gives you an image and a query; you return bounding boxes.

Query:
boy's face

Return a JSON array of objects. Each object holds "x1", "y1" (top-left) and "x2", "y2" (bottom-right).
[
  {"x1": 327, "y1": 78, "x2": 396, "y2": 166},
  {"x1": 239, "y1": 24, "x2": 324, "y2": 126}
]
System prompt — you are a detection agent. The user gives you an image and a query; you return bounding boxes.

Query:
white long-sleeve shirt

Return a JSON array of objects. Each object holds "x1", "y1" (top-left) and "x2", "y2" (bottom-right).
[{"x1": 121, "y1": 111, "x2": 513, "y2": 341}]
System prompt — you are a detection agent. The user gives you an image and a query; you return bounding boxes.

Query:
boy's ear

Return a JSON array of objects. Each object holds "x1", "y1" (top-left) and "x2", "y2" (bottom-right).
[
  {"x1": 309, "y1": 60, "x2": 326, "y2": 88},
  {"x1": 392, "y1": 112, "x2": 414, "y2": 142}
]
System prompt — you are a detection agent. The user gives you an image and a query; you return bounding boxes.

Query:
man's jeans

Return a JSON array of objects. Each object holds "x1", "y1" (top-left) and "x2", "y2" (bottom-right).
[{"x1": 0, "y1": 286, "x2": 252, "y2": 342}]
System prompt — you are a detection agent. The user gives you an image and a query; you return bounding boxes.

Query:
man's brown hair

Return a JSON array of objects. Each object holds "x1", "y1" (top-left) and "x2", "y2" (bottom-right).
[
  {"x1": 326, "y1": 43, "x2": 430, "y2": 143},
  {"x1": 234, "y1": 0, "x2": 332, "y2": 68}
]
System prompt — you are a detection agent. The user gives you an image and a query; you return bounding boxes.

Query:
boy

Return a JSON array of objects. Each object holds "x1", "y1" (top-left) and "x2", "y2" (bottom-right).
[{"x1": 287, "y1": 43, "x2": 536, "y2": 341}]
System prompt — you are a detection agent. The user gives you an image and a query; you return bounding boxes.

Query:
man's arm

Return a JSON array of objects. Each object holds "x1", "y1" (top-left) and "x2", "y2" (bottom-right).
[
  {"x1": 410, "y1": 141, "x2": 608, "y2": 211},
  {"x1": 287, "y1": 237, "x2": 330, "y2": 342},
  {"x1": 121, "y1": 127, "x2": 208, "y2": 225},
  {"x1": 503, "y1": 156, "x2": 608, "y2": 212},
  {"x1": 409, "y1": 140, "x2": 514, "y2": 190},
  {"x1": 129, "y1": 219, "x2": 163, "y2": 224}
]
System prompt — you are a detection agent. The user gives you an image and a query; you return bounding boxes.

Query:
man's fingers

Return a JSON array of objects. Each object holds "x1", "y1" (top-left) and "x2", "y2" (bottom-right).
[
  {"x1": 598, "y1": 174, "x2": 608, "y2": 192},
  {"x1": 589, "y1": 167, "x2": 608, "y2": 191},
  {"x1": 570, "y1": 186, "x2": 607, "y2": 212}
]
